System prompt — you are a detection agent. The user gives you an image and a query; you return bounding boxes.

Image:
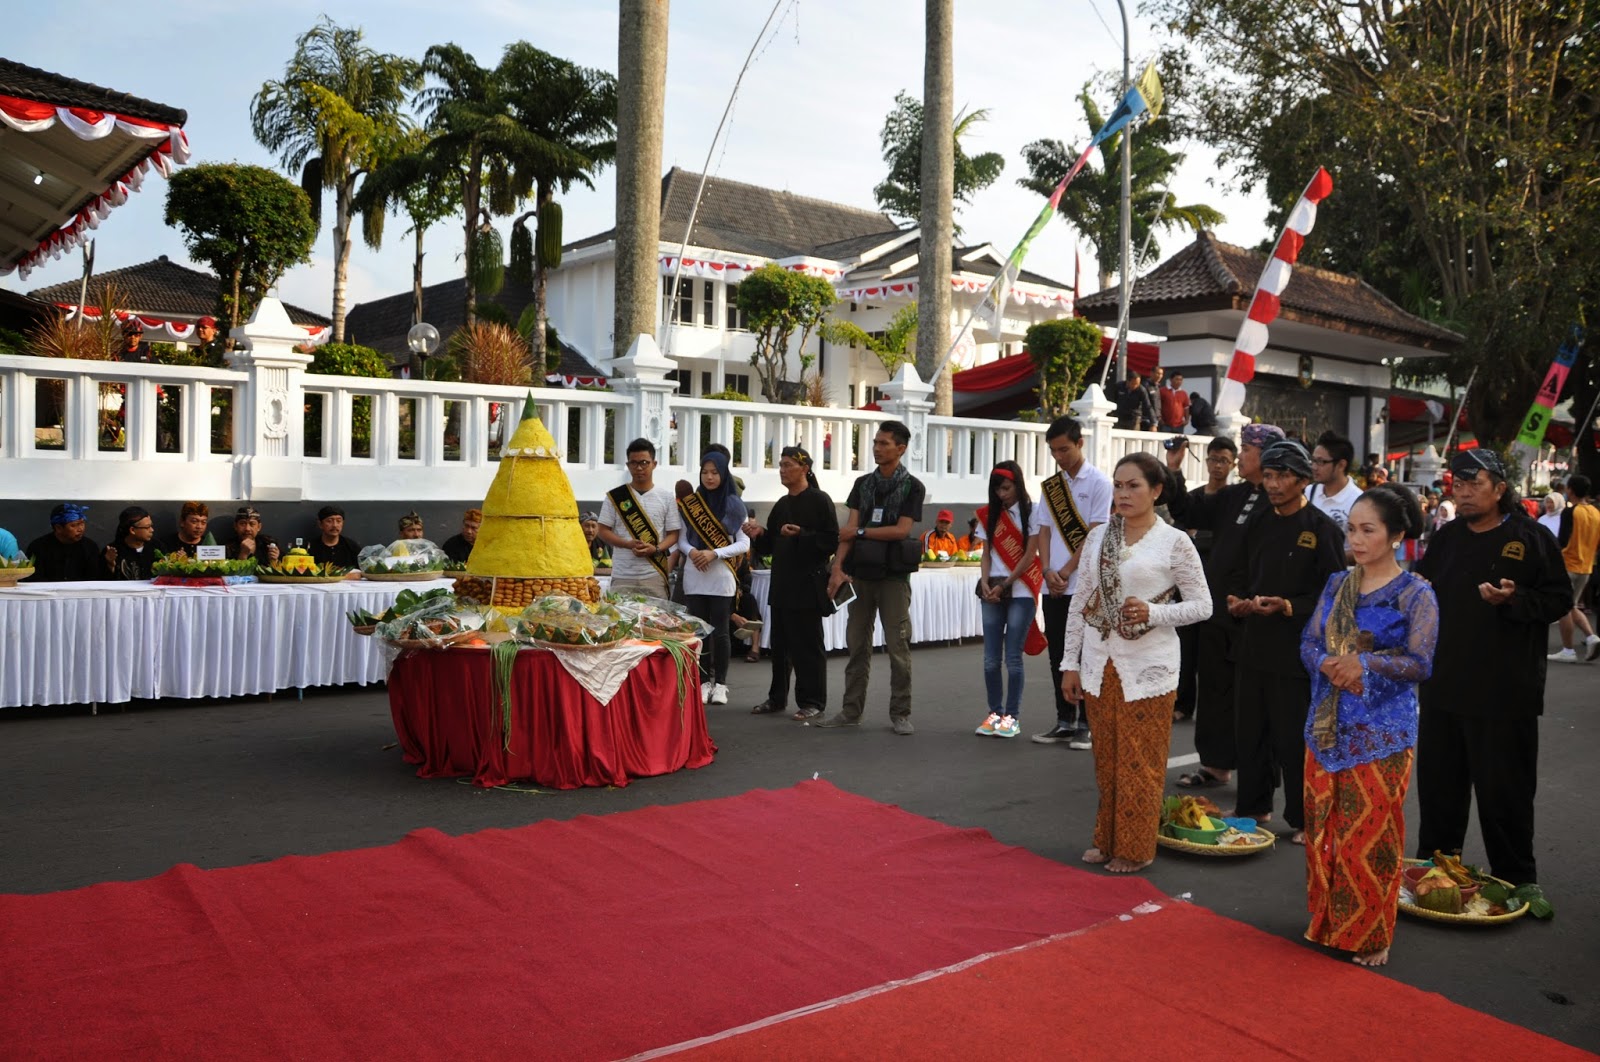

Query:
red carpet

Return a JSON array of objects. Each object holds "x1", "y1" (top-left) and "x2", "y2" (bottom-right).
[
  {"x1": 0, "y1": 781, "x2": 1159, "y2": 1061},
  {"x1": 668, "y1": 901, "x2": 1593, "y2": 1061}
]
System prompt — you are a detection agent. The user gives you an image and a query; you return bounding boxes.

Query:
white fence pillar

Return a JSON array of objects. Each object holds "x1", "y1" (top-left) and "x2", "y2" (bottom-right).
[
  {"x1": 227, "y1": 297, "x2": 312, "y2": 501},
  {"x1": 608, "y1": 333, "x2": 678, "y2": 461},
  {"x1": 879, "y1": 364, "x2": 935, "y2": 475},
  {"x1": 1071, "y1": 383, "x2": 1117, "y2": 473}
]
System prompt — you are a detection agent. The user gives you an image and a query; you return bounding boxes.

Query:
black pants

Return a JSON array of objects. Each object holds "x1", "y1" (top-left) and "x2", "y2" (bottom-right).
[
  {"x1": 1234, "y1": 666, "x2": 1311, "y2": 829},
  {"x1": 686, "y1": 593, "x2": 733, "y2": 684},
  {"x1": 1194, "y1": 618, "x2": 1238, "y2": 769},
  {"x1": 1415, "y1": 706, "x2": 1540, "y2": 885},
  {"x1": 768, "y1": 605, "x2": 827, "y2": 711},
  {"x1": 1043, "y1": 593, "x2": 1087, "y2": 730}
]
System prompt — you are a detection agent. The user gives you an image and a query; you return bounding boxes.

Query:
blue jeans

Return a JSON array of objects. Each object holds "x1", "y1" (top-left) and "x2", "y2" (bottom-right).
[{"x1": 982, "y1": 595, "x2": 1034, "y2": 717}]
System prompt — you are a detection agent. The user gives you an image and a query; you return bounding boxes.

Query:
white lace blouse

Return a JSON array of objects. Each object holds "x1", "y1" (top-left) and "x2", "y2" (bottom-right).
[{"x1": 1061, "y1": 520, "x2": 1213, "y2": 701}]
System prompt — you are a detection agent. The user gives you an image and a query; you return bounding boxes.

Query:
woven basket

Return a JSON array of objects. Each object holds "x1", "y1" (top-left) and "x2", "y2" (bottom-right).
[
  {"x1": 921, "y1": 560, "x2": 956, "y2": 569},
  {"x1": 257, "y1": 573, "x2": 350, "y2": 584},
  {"x1": 1156, "y1": 826, "x2": 1275, "y2": 857},
  {"x1": 0, "y1": 568, "x2": 36, "y2": 586},
  {"x1": 387, "y1": 629, "x2": 485, "y2": 650},
  {"x1": 361, "y1": 570, "x2": 447, "y2": 582},
  {"x1": 350, "y1": 624, "x2": 377, "y2": 636},
  {"x1": 642, "y1": 627, "x2": 703, "y2": 643},
  {"x1": 531, "y1": 638, "x2": 630, "y2": 652},
  {"x1": 1397, "y1": 859, "x2": 1528, "y2": 925}
]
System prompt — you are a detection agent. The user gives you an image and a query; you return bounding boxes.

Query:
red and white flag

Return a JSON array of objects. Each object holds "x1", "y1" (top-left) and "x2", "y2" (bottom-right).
[{"x1": 1215, "y1": 167, "x2": 1334, "y2": 418}]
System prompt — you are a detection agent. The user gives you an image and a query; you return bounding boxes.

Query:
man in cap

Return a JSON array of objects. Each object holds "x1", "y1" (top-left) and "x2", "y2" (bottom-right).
[
  {"x1": 309, "y1": 505, "x2": 361, "y2": 569},
  {"x1": 1223, "y1": 439, "x2": 1346, "y2": 842},
  {"x1": 191, "y1": 315, "x2": 225, "y2": 364},
  {"x1": 1413, "y1": 449, "x2": 1570, "y2": 886},
  {"x1": 225, "y1": 506, "x2": 279, "y2": 565},
  {"x1": 118, "y1": 318, "x2": 152, "y2": 363},
  {"x1": 26, "y1": 503, "x2": 102, "y2": 582},
  {"x1": 442, "y1": 509, "x2": 483, "y2": 565},
  {"x1": 1162, "y1": 423, "x2": 1285, "y2": 789},
  {"x1": 157, "y1": 501, "x2": 214, "y2": 559},
  {"x1": 922, "y1": 509, "x2": 959, "y2": 557}
]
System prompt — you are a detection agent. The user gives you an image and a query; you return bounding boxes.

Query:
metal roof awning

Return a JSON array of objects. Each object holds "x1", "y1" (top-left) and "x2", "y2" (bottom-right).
[{"x1": 0, "y1": 58, "x2": 189, "y2": 281}]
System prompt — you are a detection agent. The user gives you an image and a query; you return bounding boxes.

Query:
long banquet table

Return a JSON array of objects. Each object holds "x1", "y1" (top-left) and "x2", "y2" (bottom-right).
[
  {"x1": 0, "y1": 578, "x2": 443, "y2": 709},
  {"x1": 745, "y1": 564, "x2": 986, "y2": 650}
]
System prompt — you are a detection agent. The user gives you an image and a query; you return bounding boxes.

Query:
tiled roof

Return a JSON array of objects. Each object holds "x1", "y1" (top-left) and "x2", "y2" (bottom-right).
[
  {"x1": 28, "y1": 257, "x2": 329, "y2": 325},
  {"x1": 1076, "y1": 231, "x2": 1461, "y2": 347},
  {"x1": 810, "y1": 229, "x2": 915, "y2": 260},
  {"x1": 0, "y1": 58, "x2": 187, "y2": 125},
  {"x1": 860, "y1": 245, "x2": 1071, "y2": 291},
  {"x1": 343, "y1": 274, "x2": 604, "y2": 378},
  {"x1": 567, "y1": 168, "x2": 896, "y2": 259}
]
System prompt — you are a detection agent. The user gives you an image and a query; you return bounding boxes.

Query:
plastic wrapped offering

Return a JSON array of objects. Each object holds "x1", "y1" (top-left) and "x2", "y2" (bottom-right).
[
  {"x1": 359, "y1": 540, "x2": 450, "y2": 573},
  {"x1": 509, "y1": 594, "x2": 636, "y2": 646}
]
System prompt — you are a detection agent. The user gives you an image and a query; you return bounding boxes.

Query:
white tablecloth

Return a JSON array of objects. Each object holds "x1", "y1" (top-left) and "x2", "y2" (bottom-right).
[
  {"x1": 0, "y1": 579, "x2": 443, "y2": 708},
  {"x1": 747, "y1": 566, "x2": 985, "y2": 651}
]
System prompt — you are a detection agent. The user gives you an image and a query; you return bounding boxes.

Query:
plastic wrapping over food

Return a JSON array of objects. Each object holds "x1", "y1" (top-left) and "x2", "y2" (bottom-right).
[
  {"x1": 507, "y1": 594, "x2": 636, "y2": 646},
  {"x1": 359, "y1": 541, "x2": 451, "y2": 573},
  {"x1": 375, "y1": 595, "x2": 486, "y2": 645},
  {"x1": 604, "y1": 591, "x2": 713, "y2": 639}
]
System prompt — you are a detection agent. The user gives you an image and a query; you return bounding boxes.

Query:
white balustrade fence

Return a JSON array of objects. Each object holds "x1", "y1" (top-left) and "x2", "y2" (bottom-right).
[{"x1": 0, "y1": 300, "x2": 1221, "y2": 508}]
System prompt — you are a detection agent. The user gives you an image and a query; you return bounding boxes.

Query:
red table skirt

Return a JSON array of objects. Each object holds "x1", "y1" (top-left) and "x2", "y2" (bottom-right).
[{"x1": 388, "y1": 647, "x2": 716, "y2": 789}]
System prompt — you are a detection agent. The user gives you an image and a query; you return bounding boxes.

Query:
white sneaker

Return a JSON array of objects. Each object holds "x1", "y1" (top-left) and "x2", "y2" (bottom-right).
[
  {"x1": 701, "y1": 681, "x2": 713, "y2": 700},
  {"x1": 1586, "y1": 635, "x2": 1600, "y2": 663},
  {"x1": 711, "y1": 683, "x2": 729, "y2": 705},
  {"x1": 1548, "y1": 648, "x2": 1578, "y2": 662}
]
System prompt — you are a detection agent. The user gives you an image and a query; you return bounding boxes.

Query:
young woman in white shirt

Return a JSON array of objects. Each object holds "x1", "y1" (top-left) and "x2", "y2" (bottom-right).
[
  {"x1": 677, "y1": 451, "x2": 750, "y2": 705},
  {"x1": 973, "y1": 461, "x2": 1042, "y2": 739},
  {"x1": 1061, "y1": 452, "x2": 1213, "y2": 872}
]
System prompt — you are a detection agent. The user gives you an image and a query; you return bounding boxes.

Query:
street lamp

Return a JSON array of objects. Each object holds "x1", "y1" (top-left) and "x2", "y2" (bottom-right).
[{"x1": 407, "y1": 322, "x2": 440, "y2": 379}]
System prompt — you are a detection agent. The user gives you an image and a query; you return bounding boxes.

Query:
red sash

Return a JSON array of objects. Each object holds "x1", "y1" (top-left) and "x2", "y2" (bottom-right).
[{"x1": 977, "y1": 506, "x2": 1048, "y2": 655}]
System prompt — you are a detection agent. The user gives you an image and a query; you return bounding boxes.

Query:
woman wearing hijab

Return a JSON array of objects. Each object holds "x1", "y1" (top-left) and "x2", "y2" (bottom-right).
[
  {"x1": 677, "y1": 450, "x2": 750, "y2": 705},
  {"x1": 1061, "y1": 453, "x2": 1213, "y2": 872},
  {"x1": 745, "y1": 446, "x2": 838, "y2": 719},
  {"x1": 1300, "y1": 484, "x2": 1438, "y2": 967}
]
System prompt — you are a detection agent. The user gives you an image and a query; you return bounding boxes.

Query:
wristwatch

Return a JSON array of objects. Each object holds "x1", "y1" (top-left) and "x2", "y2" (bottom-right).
[{"x1": 856, "y1": 527, "x2": 866, "y2": 539}]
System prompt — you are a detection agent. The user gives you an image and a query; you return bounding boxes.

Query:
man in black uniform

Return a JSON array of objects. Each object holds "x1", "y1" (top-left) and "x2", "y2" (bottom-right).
[
  {"x1": 1224, "y1": 439, "x2": 1346, "y2": 842},
  {"x1": 309, "y1": 505, "x2": 361, "y2": 569},
  {"x1": 26, "y1": 503, "x2": 101, "y2": 582},
  {"x1": 1413, "y1": 450, "x2": 1570, "y2": 885},
  {"x1": 1164, "y1": 424, "x2": 1283, "y2": 789}
]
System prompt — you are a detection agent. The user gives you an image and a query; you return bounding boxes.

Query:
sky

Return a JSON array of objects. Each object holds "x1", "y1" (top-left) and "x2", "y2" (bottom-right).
[{"x1": 2, "y1": 0, "x2": 1272, "y2": 326}]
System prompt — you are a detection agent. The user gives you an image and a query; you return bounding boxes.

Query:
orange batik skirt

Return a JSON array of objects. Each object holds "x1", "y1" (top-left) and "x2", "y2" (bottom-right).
[
  {"x1": 1303, "y1": 747, "x2": 1413, "y2": 956},
  {"x1": 1083, "y1": 662, "x2": 1176, "y2": 864}
]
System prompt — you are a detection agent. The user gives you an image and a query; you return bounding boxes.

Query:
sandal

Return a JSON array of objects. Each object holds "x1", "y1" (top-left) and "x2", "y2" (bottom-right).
[
  {"x1": 792, "y1": 706, "x2": 824, "y2": 721},
  {"x1": 751, "y1": 700, "x2": 787, "y2": 715},
  {"x1": 1177, "y1": 769, "x2": 1228, "y2": 789}
]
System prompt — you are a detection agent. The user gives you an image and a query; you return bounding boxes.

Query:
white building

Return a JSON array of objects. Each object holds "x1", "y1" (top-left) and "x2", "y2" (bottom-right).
[{"x1": 549, "y1": 168, "x2": 1077, "y2": 406}]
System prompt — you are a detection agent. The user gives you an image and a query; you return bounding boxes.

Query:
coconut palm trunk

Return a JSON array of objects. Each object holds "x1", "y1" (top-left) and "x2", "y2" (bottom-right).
[
  {"x1": 614, "y1": 0, "x2": 670, "y2": 354},
  {"x1": 462, "y1": 141, "x2": 484, "y2": 329},
  {"x1": 331, "y1": 177, "x2": 355, "y2": 342},
  {"x1": 530, "y1": 182, "x2": 554, "y2": 370},
  {"x1": 917, "y1": 0, "x2": 955, "y2": 416}
]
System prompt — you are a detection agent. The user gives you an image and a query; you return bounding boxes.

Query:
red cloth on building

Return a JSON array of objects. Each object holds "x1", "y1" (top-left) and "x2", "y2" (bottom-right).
[{"x1": 388, "y1": 647, "x2": 716, "y2": 788}]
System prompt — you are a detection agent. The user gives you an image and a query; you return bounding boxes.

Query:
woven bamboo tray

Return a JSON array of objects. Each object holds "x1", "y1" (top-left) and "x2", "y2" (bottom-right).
[
  {"x1": 641, "y1": 627, "x2": 703, "y2": 643},
  {"x1": 531, "y1": 638, "x2": 632, "y2": 652},
  {"x1": 256, "y1": 573, "x2": 350, "y2": 584},
  {"x1": 1157, "y1": 826, "x2": 1275, "y2": 857},
  {"x1": 921, "y1": 560, "x2": 956, "y2": 569},
  {"x1": 386, "y1": 629, "x2": 485, "y2": 650},
  {"x1": 350, "y1": 624, "x2": 377, "y2": 636},
  {"x1": 361, "y1": 570, "x2": 447, "y2": 581},
  {"x1": 1397, "y1": 859, "x2": 1528, "y2": 925},
  {"x1": 0, "y1": 568, "x2": 36, "y2": 586}
]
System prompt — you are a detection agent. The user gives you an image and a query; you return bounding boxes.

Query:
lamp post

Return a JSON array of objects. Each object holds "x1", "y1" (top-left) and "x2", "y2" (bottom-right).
[
  {"x1": 407, "y1": 322, "x2": 441, "y2": 380},
  {"x1": 1114, "y1": 0, "x2": 1132, "y2": 385}
]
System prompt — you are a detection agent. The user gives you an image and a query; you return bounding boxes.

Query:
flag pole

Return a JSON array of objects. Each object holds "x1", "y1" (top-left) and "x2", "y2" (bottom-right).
[{"x1": 1437, "y1": 365, "x2": 1478, "y2": 455}]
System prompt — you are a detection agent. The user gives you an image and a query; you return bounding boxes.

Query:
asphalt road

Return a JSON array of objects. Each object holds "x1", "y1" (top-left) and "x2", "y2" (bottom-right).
[{"x1": 3, "y1": 638, "x2": 1596, "y2": 1054}]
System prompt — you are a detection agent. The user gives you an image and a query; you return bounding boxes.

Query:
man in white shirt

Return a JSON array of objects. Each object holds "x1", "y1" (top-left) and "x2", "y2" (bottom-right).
[
  {"x1": 1029, "y1": 415, "x2": 1113, "y2": 749},
  {"x1": 595, "y1": 437, "x2": 681, "y2": 599},
  {"x1": 1307, "y1": 431, "x2": 1364, "y2": 534}
]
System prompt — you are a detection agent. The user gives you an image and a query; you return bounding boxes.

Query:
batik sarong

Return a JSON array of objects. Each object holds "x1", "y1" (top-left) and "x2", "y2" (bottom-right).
[
  {"x1": 1304, "y1": 747, "x2": 1413, "y2": 955},
  {"x1": 1084, "y1": 662, "x2": 1176, "y2": 864}
]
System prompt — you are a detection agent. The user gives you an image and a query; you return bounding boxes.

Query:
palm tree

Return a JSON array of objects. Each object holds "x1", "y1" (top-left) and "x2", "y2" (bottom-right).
[
  {"x1": 614, "y1": 0, "x2": 671, "y2": 354},
  {"x1": 250, "y1": 17, "x2": 419, "y2": 343},
  {"x1": 1019, "y1": 86, "x2": 1225, "y2": 291},
  {"x1": 875, "y1": 93, "x2": 1005, "y2": 236},
  {"x1": 916, "y1": 0, "x2": 955, "y2": 416},
  {"x1": 499, "y1": 43, "x2": 617, "y2": 369}
]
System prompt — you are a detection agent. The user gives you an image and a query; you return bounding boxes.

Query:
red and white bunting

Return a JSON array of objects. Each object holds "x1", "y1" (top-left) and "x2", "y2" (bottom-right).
[
  {"x1": 657, "y1": 256, "x2": 758, "y2": 279},
  {"x1": 1215, "y1": 167, "x2": 1334, "y2": 418},
  {"x1": 59, "y1": 306, "x2": 328, "y2": 346},
  {"x1": 0, "y1": 93, "x2": 191, "y2": 282},
  {"x1": 544, "y1": 373, "x2": 608, "y2": 389},
  {"x1": 839, "y1": 278, "x2": 1072, "y2": 309}
]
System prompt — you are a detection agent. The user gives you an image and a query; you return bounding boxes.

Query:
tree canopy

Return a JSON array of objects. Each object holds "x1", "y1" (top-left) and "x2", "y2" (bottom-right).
[
  {"x1": 1152, "y1": 0, "x2": 1600, "y2": 459},
  {"x1": 736, "y1": 263, "x2": 838, "y2": 402},
  {"x1": 164, "y1": 163, "x2": 316, "y2": 332},
  {"x1": 874, "y1": 91, "x2": 1004, "y2": 233}
]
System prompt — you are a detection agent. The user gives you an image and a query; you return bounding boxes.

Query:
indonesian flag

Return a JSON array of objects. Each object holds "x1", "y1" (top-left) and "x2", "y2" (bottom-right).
[{"x1": 1215, "y1": 167, "x2": 1334, "y2": 418}]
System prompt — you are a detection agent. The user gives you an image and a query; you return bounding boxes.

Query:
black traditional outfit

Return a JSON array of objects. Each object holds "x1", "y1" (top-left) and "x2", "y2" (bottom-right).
[{"x1": 753, "y1": 483, "x2": 838, "y2": 715}]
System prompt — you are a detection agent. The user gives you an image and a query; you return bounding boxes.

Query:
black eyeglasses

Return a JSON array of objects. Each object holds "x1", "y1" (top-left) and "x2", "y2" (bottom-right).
[
  {"x1": 131, "y1": 522, "x2": 154, "y2": 530},
  {"x1": 626, "y1": 459, "x2": 653, "y2": 469}
]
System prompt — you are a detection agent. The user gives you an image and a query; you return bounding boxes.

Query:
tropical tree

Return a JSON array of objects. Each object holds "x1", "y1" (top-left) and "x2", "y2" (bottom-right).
[
  {"x1": 1150, "y1": 0, "x2": 1600, "y2": 457},
  {"x1": 499, "y1": 44, "x2": 617, "y2": 369},
  {"x1": 874, "y1": 92, "x2": 1005, "y2": 234},
  {"x1": 737, "y1": 263, "x2": 839, "y2": 402},
  {"x1": 250, "y1": 17, "x2": 419, "y2": 342},
  {"x1": 164, "y1": 164, "x2": 316, "y2": 333},
  {"x1": 354, "y1": 125, "x2": 462, "y2": 343},
  {"x1": 614, "y1": 0, "x2": 671, "y2": 353},
  {"x1": 829, "y1": 304, "x2": 919, "y2": 377},
  {"x1": 1018, "y1": 84, "x2": 1224, "y2": 291},
  {"x1": 1025, "y1": 316, "x2": 1103, "y2": 417},
  {"x1": 917, "y1": 0, "x2": 956, "y2": 416}
]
